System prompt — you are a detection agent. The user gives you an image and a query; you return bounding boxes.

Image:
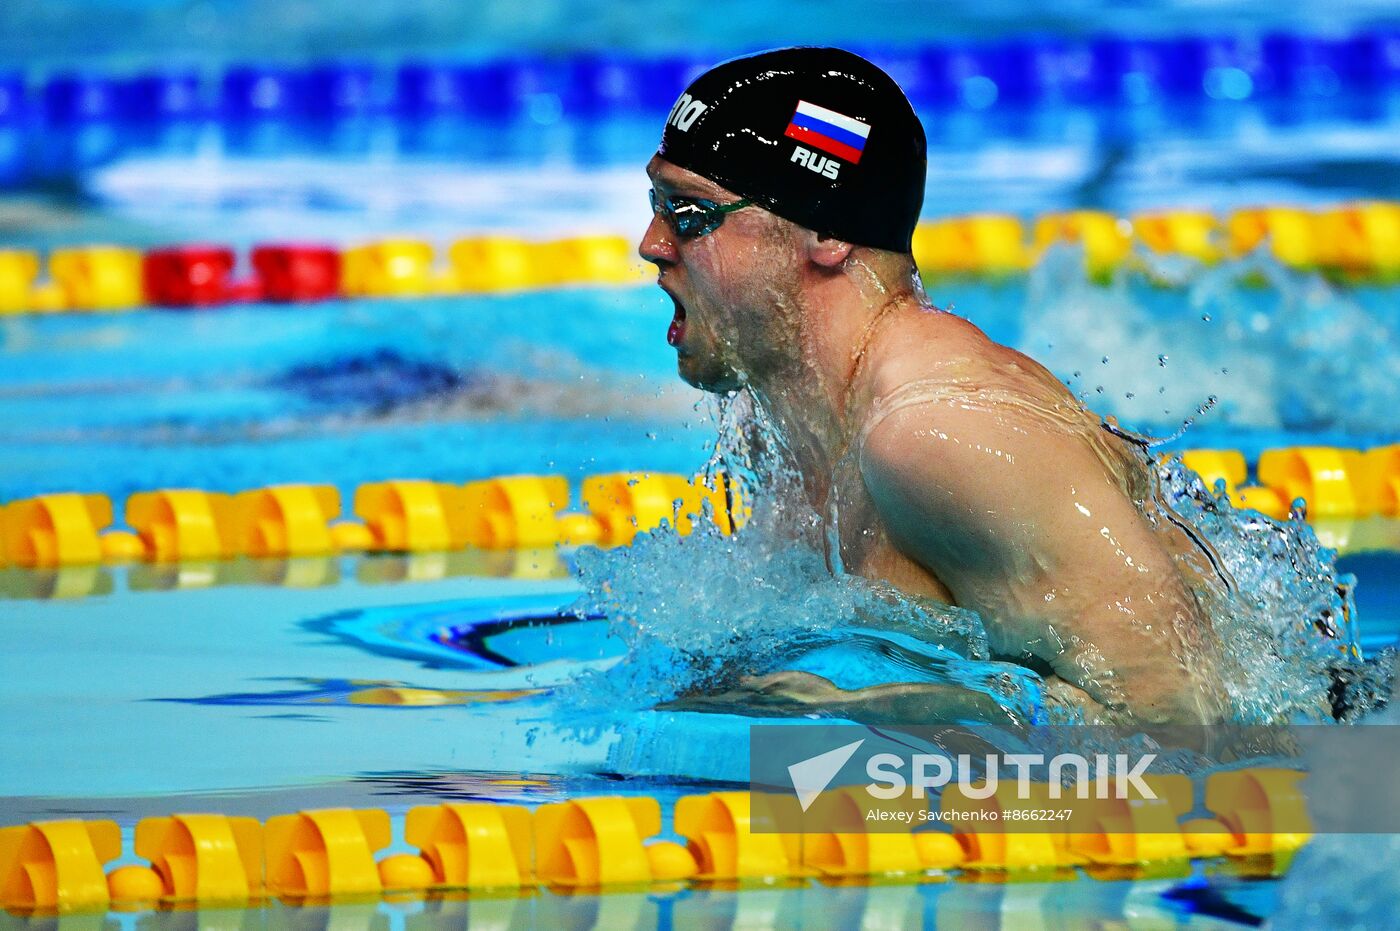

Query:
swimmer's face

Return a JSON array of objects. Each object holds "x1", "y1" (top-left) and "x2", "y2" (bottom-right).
[{"x1": 639, "y1": 156, "x2": 803, "y2": 393}]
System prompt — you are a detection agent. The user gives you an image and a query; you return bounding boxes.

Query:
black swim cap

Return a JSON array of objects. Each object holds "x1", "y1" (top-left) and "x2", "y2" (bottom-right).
[{"x1": 657, "y1": 47, "x2": 926, "y2": 253}]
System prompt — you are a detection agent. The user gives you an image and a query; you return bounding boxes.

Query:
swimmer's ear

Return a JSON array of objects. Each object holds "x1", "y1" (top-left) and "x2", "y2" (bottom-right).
[{"x1": 807, "y1": 234, "x2": 854, "y2": 268}]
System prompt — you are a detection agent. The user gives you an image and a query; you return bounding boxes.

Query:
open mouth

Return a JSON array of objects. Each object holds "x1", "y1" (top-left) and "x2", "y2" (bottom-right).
[{"x1": 666, "y1": 294, "x2": 687, "y2": 347}]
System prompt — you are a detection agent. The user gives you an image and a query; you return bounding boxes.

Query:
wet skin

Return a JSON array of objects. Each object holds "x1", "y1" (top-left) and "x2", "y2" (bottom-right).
[{"x1": 640, "y1": 156, "x2": 1227, "y2": 725}]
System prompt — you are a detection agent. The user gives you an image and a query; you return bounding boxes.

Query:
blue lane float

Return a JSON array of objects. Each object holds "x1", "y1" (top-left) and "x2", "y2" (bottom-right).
[
  {"x1": 3, "y1": 29, "x2": 1400, "y2": 184},
  {"x1": 0, "y1": 73, "x2": 24, "y2": 185}
]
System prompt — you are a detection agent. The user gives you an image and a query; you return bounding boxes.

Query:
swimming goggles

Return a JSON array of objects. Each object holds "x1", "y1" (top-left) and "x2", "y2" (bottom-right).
[{"x1": 649, "y1": 189, "x2": 754, "y2": 239}]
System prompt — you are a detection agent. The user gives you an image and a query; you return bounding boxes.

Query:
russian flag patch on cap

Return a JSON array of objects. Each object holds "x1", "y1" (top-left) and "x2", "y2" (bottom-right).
[{"x1": 784, "y1": 100, "x2": 871, "y2": 164}]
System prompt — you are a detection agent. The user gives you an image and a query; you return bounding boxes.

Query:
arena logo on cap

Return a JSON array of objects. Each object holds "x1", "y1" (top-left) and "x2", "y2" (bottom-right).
[
  {"x1": 667, "y1": 93, "x2": 708, "y2": 132},
  {"x1": 783, "y1": 100, "x2": 871, "y2": 164}
]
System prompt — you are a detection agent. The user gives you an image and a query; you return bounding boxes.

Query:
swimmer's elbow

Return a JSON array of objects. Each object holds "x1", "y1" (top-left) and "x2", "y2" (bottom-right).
[
  {"x1": 1047, "y1": 668, "x2": 1226, "y2": 726},
  {"x1": 1125, "y1": 676, "x2": 1228, "y2": 725},
  {"x1": 1135, "y1": 693, "x2": 1222, "y2": 726}
]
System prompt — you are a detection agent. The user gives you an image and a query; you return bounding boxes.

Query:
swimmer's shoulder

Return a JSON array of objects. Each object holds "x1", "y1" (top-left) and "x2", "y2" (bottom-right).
[
  {"x1": 860, "y1": 305, "x2": 1090, "y2": 457},
  {"x1": 911, "y1": 309, "x2": 1060, "y2": 384},
  {"x1": 867, "y1": 304, "x2": 1036, "y2": 402}
]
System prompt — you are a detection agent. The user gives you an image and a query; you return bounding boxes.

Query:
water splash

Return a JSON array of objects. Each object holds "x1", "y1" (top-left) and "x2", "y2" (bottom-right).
[
  {"x1": 1022, "y1": 246, "x2": 1400, "y2": 436},
  {"x1": 564, "y1": 385, "x2": 1378, "y2": 726},
  {"x1": 1142, "y1": 454, "x2": 1366, "y2": 722}
]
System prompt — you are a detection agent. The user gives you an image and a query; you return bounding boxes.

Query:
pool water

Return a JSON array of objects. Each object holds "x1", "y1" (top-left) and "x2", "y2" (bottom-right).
[
  {"x1": 8, "y1": 533, "x2": 1396, "y2": 807},
  {"x1": 4, "y1": 30, "x2": 1400, "y2": 924}
]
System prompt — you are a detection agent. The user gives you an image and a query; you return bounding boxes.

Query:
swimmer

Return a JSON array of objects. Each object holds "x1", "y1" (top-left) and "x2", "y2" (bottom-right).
[{"x1": 640, "y1": 47, "x2": 1228, "y2": 725}]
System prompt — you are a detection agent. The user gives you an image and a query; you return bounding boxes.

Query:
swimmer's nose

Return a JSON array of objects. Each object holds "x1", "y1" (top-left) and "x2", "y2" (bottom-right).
[{"x1": 639, "y1": 212, "x2": 678, "y2": 267}]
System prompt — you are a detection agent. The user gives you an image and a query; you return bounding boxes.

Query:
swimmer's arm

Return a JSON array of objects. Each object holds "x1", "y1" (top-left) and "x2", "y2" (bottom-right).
[
  {"x1": 662, "y1": 671, "x2": 1025, "y2": 724},
  {"x1": 858, "y1": 400, "x2": 1223, "y2": 724},
  {"x1": 663, "y1": 670, "x2": 1121, "y2": 725}
]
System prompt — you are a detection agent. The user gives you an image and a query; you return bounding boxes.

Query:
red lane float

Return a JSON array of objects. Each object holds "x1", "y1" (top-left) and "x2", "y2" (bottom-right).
[
  {"x1": 143, "y1": 246, "x2": 237, "y2": 307},
  {"x1": 251, "y1": 244, "x2": 342, "y2": 302}
]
